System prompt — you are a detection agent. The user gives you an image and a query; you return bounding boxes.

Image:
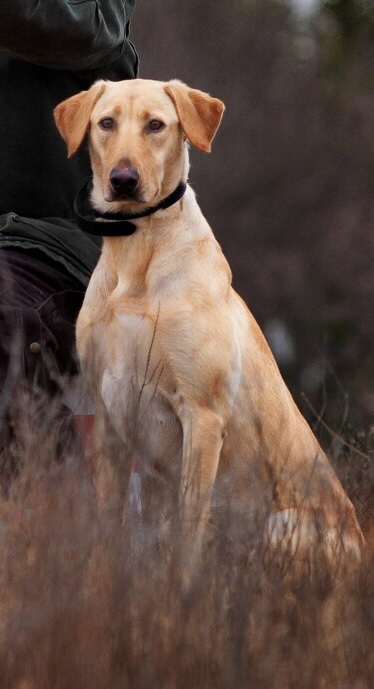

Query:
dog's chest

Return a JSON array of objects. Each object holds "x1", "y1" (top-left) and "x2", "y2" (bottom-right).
[{"x1": 94, "y1": 307, "x2": 182, "y2": 461}]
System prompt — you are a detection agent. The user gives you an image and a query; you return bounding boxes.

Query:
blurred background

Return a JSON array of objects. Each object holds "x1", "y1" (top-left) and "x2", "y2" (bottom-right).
[{"x1": 131, "y1": 0, "x2": 374, "y2": 433}]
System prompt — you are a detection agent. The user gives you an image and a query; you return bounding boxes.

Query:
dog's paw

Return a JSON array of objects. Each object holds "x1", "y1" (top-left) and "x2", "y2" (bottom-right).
[{"x1": 264, "y1": 507, "x2": 363, "y2": 574}]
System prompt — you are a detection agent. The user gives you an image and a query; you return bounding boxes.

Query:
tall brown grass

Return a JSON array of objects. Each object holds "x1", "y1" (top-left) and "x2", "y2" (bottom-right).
[{"x1": 0, "y1": 390, "x2": 373, "y2": 689}]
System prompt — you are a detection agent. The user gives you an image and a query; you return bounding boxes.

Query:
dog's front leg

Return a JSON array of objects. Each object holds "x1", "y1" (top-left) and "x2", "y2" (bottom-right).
[
  {"x1": 178, "y1": 405, "x2": 225, "y2": 576},
  {"x1": 93, "y1": 398, "x2": 134, "y2": 523}
]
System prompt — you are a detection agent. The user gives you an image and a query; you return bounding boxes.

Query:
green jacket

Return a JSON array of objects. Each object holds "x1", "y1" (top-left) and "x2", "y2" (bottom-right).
[{"x1": 0, "y1": 0, "x2": 138, "y2": 284}]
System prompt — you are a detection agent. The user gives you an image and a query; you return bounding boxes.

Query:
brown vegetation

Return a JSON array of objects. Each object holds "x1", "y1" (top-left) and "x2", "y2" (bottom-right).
[{"x1": 0, "y1": 392, "x2": 373, "y2": 689}]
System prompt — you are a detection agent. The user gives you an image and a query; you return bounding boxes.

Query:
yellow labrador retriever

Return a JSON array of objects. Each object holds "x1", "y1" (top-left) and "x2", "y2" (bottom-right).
[{"x1": 54, "y1": 78, "x2": 364, "y2": 568}]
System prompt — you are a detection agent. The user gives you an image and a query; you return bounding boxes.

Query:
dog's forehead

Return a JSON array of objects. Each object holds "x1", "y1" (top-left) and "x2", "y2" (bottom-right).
[{"x1": 92, "y1": 79, "x2": 177, "y2": 119}]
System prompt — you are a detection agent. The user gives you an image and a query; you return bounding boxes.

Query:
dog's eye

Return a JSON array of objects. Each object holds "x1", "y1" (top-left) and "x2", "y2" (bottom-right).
[
  {"x1": 147, "y1": 119, "x2": 165, "y2": 132},
  {"x1": 99, "y1": 118, "x2": 115, "y2": 131}
]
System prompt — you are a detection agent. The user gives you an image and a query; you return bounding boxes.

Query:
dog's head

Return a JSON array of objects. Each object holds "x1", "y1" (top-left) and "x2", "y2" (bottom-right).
[{"x1": 54, "y1": 78, "x2": 224, "y2": 213}]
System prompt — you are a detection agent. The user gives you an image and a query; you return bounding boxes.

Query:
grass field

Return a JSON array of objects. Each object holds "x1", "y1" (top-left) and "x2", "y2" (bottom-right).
[{"x1": 0, "y1": 391, "x2": 373, "y2": 689}]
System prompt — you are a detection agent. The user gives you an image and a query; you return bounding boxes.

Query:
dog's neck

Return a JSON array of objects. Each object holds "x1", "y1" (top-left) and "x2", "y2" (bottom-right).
[{"x1": 98, "y1": 184, "x2": 216, "y2": 295}]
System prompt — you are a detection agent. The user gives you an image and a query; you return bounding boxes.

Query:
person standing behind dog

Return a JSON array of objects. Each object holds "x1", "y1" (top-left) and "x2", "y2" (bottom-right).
[{"x1": 0, "y1": 2, "x2": 138, "y2": 458}]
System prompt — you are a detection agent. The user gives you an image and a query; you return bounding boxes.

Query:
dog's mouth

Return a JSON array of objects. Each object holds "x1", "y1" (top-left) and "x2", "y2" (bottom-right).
[{"x1": 104, "y1": 189, "x2": 144, "y2": 204}]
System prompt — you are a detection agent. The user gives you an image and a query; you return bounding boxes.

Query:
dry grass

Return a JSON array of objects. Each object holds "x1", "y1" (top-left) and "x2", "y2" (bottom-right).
[{"x1": 0, "y1": 391, "x2": 373, "y2": 689}]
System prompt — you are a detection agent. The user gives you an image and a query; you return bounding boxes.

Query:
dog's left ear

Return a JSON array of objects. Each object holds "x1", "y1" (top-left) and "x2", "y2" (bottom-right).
[{"x1": 164, "y1": 80, "x2": 225, "y2": 152}]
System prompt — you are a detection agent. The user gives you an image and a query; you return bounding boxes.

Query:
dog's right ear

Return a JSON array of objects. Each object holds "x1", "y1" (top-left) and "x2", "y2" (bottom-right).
[{"x1": 54, "y1": 81, "x2": 106, "y2": 157}]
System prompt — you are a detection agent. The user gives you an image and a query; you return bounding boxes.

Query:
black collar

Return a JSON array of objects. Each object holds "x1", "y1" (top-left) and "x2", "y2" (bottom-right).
[{"x1": 74, "y1": 178, "x2": 187, "y2": 236}]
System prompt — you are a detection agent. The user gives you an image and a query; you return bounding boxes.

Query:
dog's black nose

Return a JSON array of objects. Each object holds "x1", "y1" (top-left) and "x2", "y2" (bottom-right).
[{"x1": 109, "y1": 167, "x2": 140, "y2": 197}]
